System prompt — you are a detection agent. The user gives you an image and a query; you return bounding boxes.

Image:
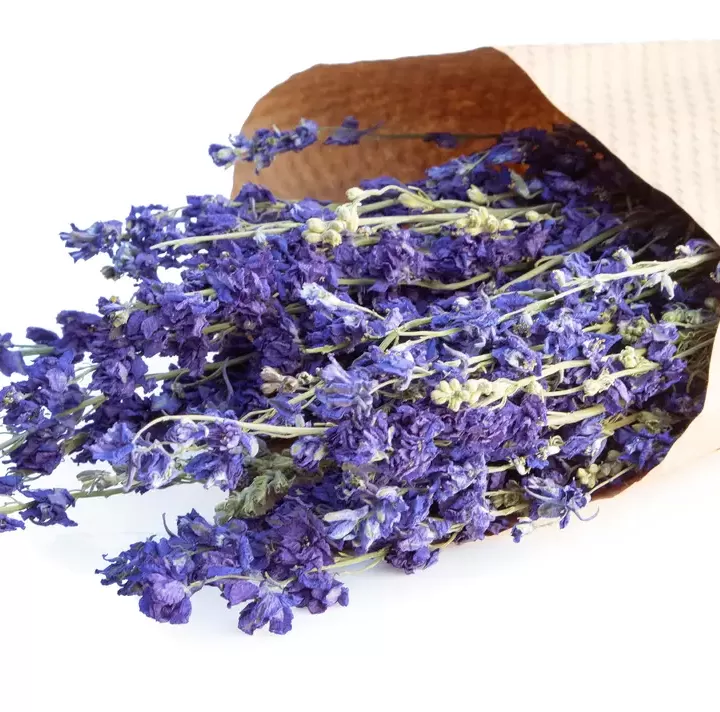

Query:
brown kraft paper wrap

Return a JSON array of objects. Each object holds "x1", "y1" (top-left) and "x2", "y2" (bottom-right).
[{"x1": 231, "y1": 41, "x2": 720, "y2": 497}]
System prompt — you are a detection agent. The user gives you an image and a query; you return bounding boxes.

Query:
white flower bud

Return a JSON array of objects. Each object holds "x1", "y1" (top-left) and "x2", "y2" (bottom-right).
[
  {"x1": 464, "y1": 378, "x2": 494, "y2": 397},
  {"x1": 447, "y1": 394, "x2": 465, "y2": 412},
  {"x1": 399, "y1": 192, "x2": 431, "y2": 211},
  {"x1": 462, "y1": 378, "x2": 493, "y2": 406},
  {"x1": 512, "y1": 457, "x2": 528, "y2": 476},
  {"x1": 260, "y1": 366, "x2": 285, "y2": 383},
  {"x1": 326, "y1": 220, "x2": 346, "y2": 232},
  {"x1": 346, "y1": 187, "x2": 365, "y2": 201},
  {"x1": 261, "y1": 382, "x2": 282, "y2": 396},
  {"x1": 321, "y1": 229, "x2": 343, "y2": 247},
  {"x1": 525, "y1": 379, "x2": 546, "y2": 397},
  {"x1": 576, "y1": 466, "x2": 598, "y2": 488},
  {"x1": 583, "y1": 371, "x2": 614, "y2": 396},
  {"x1": 614, "y1": 247, "x2": 634, "y2": 269},
  {"x1": 618, "y1": 346, "x2": 642, "y2": 369},
  {"x1": 660, "y1": 273, "x2": 676, "y2": 299},
  {"x1": 525, "y1": 210, "x2": 541, "y2": 223},
  {"x1": 545, "y1": 435, "x2": 564, "y2": 457},
  {"x1": 306, "y1": 218, "x2": 326, "y2": 233},
  {"x1": 498, "y1": 218, "x2": 516, "y2": 232},
  {"x1": 467, "y1": 185, "x2": 488, "y2": 205},
  {"x1": 431, "y1": 380, "x2": 453, "y2": 406},
  {"x1": 336, "y1": 203, "x2": 359, "y2": 232},
  {"x1": 456, "y1": 207, "x2": 489, "y2": 235},
  {"x1": 485, "y1": 215, "x2": 500, "y2": 233}
]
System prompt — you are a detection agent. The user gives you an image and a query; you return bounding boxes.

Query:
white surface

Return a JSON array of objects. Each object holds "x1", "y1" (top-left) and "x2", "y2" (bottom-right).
[{"x1": 1, "y1": 3, "x2": 719, "y2": 710}]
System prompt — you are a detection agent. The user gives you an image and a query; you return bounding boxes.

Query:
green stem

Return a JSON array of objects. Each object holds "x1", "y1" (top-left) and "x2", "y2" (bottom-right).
[
  {"x1": 203, "y1": 321, "x2": 234, "y2": 335},
  {"x1": 148, "y1": 354, "x2": 253, "y2": 383},
  {"x1": 322, "y1": 548, "x2": 389, "y2": 571},
  {"x1": 0, "y1": 482, "x2": 141, "y2": 516},
  {"x1": 546, "y1": 405, "x2": 605, "y2": 428},
  {"x1": 414, "y1": 272, "x2": 492, "y2": 291},
  {"x1": 187, "y1": 573, "x2": 253, "y2": 591},
  {"x1": 674, "y1": 336, "x2": 716, "y2": 360},
  {"x1": 0, "y1": 432, "x2": 27, "y2": 453},
  {"x1": 133, "y1": 414, "x2": 328, "y2": 442},
  {"x1": 57, "y1": 395, "x2": 107, "y2": 418},
  {"x1": 13, "y1": 345, "x2": 56, "y2": 355},
  {"x1": 497, "y1": 220, "x2": 636, "y2": 293}
]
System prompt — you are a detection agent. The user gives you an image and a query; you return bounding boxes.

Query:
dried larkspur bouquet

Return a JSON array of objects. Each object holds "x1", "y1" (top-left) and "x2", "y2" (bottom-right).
[{"x1": 1, "y1": 120, "x2": 718, "y2": 635}]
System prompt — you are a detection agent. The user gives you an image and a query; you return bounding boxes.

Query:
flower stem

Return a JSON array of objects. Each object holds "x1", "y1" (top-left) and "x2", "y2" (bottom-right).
[
  {"x1": 546, "y1": 405, "x2": 605, "y2": 427},
  {"x1": 322, "y1": 548, "x2": 389, "y2": 571},
  {"x1": 133, "y1": 414, "x2": 328, "y2": 443},
  {"x1": 0, "y1": 482, "x2": 143, "y2": 516}
]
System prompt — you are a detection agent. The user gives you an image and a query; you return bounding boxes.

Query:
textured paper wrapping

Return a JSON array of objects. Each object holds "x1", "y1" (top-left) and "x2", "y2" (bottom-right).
[{"x1": 231, "y1": 41, "x2": 720, "y2": 481}]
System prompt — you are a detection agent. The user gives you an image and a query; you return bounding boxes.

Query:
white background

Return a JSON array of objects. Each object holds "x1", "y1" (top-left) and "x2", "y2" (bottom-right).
[{"x1": 1, "y1": 3, "x2": 719, "y2": 710}]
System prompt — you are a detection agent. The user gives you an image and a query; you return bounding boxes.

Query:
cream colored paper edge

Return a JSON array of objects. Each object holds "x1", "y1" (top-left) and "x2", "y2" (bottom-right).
[
  {"x1": 502, "y1": 40, "x2": 720, "y2": 472},
  {"x1": 502, "y1": 42, "x2": 720, "y2": 240}
]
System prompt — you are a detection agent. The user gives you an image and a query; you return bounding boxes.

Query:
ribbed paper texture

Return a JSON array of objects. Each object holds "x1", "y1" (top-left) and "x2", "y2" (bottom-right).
[{"x1": 505, "y1": 41, "x2": 720, "y2": 241}]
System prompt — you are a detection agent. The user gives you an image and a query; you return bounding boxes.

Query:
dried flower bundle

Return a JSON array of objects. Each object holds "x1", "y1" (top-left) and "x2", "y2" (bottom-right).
[{"x1": 1, "y1": 120, "x2": 717, "y2": 635}]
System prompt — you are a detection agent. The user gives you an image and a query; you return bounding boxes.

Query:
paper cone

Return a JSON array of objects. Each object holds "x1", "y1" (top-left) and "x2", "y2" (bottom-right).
[{"x1": 231, "y1": 41, "x2": 720, "y2": 491}]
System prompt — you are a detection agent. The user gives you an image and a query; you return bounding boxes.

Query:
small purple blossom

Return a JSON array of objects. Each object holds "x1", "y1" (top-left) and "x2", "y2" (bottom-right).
[
  {"x1": 0, "y1": 333, "x2": 26, "y2": 377},
  {"x1": 0, "y1": 514, "x2": 26, "y2": 533},
  {"x1": 59, "y1": 220, "x2": 123, "y2": 262},
  {"x1": 324, "y1": 116, "x2": 381, "y2": 146},
  {"x1": 19, "y1": 488, "x2": 77, "y2": 528},
  {"x1": 88, "y1": 421, "x2": 136, "y2": 465},
  {"x1": 0, "y1": 474, "x2": 23, "y2": 496},
  {"x1": 238, "y1": 585, "x2": 295, "y2": 635},
  {"x1": 284, "y1": 570, "x2": 349, "y2": 614},
  {"x1": 211, "y1": 119, "x2": 319, "y2": 172},
  {"x1": 139, "y1": 572, "x2": 192, "y2": 624},
  {"x1": 523, "y1": 477, "x2": 595, "y2": 528}
]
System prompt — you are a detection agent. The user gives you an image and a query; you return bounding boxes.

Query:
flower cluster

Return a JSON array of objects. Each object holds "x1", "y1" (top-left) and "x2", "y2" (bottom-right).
[
  {"x1": 208, "y1": 116, "x2": 497, "y2": 171},
  {"x1": 2, "y1": 120, "x2": 718, "y2": 636}
]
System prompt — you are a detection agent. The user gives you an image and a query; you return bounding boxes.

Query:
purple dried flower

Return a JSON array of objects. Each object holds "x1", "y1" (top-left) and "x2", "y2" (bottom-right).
[
  {"x1": 139, "y1": 572, "x2": 192, "y2": 624},
  {"x1": 89, "y1": 421, "x2": 136, "y2": 465},
  {"x1": 324, "y1": 116, "x2": 381, "y2": 146},
  {"x1": 0, "y1": 514, "x2": 26, "y2": 533},
  {"x1": 313, "y1": 357, "x2": 376, "y2": 421},
  {"x1": 265, "y1": 502, "x2": 334, "y2": 579},
  {"x1": 0, "y1": 474, "x2": 23, "y2": 496},
  {"x1": 284, "y1": 570, "x2": 349, "y2": 613},
  {"x1": 291, "y1": 435, "x2": 326, "y2": 471},
  {"x1": 59, "y1": 220, "x2": 123, "y2": 262},
  {"x1": 215, "y1": 119, "x2": 319, "y2": 172},
  {"x1": 185, "y1": 451, "x2": 246, "y2": 491},
  {"x1": 19, "y1": 488, "x2": 77, "y2": 528},
  {"x1": 524, "y1": 476, "x2": 593, "y2": 528},
  {"x1": 0, "y1": 333, "x2": 25, "y2": 377},
  {"x1": 220, "y1": 578, "x2": 259, "y2": 607},
  {"x1": 131, "y1": 444, "x2": 175, "y2": 489},
  {"x1": 237, "y1": 584, "x2": 295, "y2": 635}
]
